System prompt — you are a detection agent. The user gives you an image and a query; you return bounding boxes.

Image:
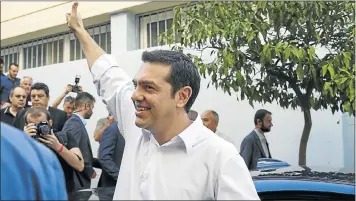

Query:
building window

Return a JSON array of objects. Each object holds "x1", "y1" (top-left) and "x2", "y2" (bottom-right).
[
  {"x1": 1, "y1": 46, "x2": 20, "y2": 73},
  {"x1": 22, "y1": 35, "x2": 65, "y2": 69},
  {"x1": 138, "y1": 9, "x2": 181, "y2": 49},
  {"x1": 70, "y1": 23, "x2": 111, "y2": 61}
]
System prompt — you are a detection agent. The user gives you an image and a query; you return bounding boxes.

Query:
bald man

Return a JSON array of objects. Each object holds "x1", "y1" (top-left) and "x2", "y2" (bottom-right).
[
  {"x1": 201, "y1": 110, "x2": 235, "y2": 145},
  {"x1": 20, "y1": 76, "x2": 33, "y2": 108}
]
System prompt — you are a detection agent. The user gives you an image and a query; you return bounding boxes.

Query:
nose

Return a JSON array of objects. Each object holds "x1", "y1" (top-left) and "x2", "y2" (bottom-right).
[{"x1": 131, "y1": 89, "x2": 144, "y2": 102}]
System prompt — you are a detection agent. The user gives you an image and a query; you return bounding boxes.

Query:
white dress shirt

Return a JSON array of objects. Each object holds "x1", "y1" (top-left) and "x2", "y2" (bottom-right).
[
  {"x1": 216, "y1": 130, "x2": 235, "y2": 145},
  {"x1": 91, "y1": 54, "x2": 260, "y2": 200}
]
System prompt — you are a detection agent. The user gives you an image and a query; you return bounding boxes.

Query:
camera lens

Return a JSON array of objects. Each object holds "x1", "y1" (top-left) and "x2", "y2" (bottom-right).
[{"x1": 40, "y1": 125, "x2": 51, "y2": 134}]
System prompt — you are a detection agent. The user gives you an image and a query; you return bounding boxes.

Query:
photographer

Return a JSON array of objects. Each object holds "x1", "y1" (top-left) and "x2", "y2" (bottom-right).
[
  {"x1": 52, "y1": 84, "x2": 82, "y2": 119},
  {"x1": 23, "y1": 107, "x2": 84, "y2": 193}
]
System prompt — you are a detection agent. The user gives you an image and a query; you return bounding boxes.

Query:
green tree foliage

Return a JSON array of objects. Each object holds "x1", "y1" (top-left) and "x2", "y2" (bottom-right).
[{"x1": 163, "y1": 1, "x2": 355, "y2": 165}]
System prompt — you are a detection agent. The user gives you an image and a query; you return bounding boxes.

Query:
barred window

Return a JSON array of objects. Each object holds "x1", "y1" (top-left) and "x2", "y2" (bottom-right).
[
  {"x1": 1, "y1": 46, "x2": 20, "y2": 73},
  {"x1": 139, "y1": 9, "x2": 181, "y2": 49},
  {"x1": 22, "y1": 35, "x2": 64, "y2": 69},
  {"x1": 70, "y1": 23, "x2": 111, "y2": 61}
]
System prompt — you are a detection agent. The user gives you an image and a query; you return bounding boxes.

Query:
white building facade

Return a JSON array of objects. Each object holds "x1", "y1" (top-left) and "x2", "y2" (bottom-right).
[{"x1": 1, "y1": 2, "x2": 354, "y2": 169}]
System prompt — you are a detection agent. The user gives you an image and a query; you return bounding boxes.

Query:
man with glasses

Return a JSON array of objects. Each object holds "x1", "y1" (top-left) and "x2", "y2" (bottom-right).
[{"x1": 62, "y1": 92, "x2": 96, "y2": 191}]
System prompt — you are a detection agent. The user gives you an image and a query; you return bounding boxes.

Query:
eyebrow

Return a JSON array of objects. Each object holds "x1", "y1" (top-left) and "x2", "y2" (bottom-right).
[{"x1": 132, "y1": 79, "x2": 158, "y2": 88}]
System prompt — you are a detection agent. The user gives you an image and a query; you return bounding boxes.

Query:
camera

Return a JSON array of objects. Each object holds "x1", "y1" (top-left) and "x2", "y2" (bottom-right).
[
  {"x1": 31, "y1": 121, "x2": 51, "y2": 140},
  {"x1": 69, "y1": 75, "x2": 81, "y2": 93},
  {"x1": 35, "y1": 121, "x2": 51, "y2": 136}
]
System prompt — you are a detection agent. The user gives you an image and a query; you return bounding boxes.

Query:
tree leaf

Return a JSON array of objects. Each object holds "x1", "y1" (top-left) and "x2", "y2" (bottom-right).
[
  {"x1": 297, "y1": 64, "x2": 304, "y2": 81},
  {"x1": 327, "y1": 64, "x2": 335, "y2": 79}
]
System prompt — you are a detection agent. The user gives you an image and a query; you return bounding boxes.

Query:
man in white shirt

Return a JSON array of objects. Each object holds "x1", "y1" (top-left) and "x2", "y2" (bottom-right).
[
  {"x1": 66, "y1": 2, "x2": 259, "y2": 200},
  {"x1": 201, "y1": 110, "x2": 235, "y2": 145}
]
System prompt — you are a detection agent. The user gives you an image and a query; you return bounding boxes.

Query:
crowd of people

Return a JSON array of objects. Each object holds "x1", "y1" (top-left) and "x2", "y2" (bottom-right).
[{"x1": 1, "y1": 2, "x2": 275, "y2": 200}]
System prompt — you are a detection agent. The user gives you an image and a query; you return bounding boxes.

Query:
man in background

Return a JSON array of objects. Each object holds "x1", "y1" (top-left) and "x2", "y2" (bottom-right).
[
  {"x1": 23, "y1": 107, "x2": 84, "y2": 193},
  {"x1": 93, "y1": 114, "x2": 115, "y2": 142},
  {"x1": 98, "y1": 123, "x2": 125, "y2": 187},
  {"x1": 62, "y1": 92, "x2": 96, "y2": 190},
  {"x1": 240, "y1": 109, "x2": 273, "y2": 170},
  {"x1": 12, "y1": 82, "x2": 68, "y2": 132},
  {"x1": 201, "y1": 110, "x2": 235, "y2": 145},
  {"x1": 1, "y1": 122, "x2": 67, "y2": 200},
  {"x1": 0, "y1": 63, "x2": 20, "y2": 105},
  {"x1": 20, "y1": 76, "x2": 33, "y2": 108},
  {"x1": 52, "y1": 84, "x2": 82, "y2": 119},
  {"x1": 0, "y1": 86, "x2": 27, "y2": 125},
  {"x1": 0, "y1": 58, "x2": 4, "y2": 77}
]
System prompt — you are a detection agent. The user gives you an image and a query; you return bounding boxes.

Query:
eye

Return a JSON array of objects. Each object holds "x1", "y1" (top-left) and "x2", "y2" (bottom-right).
[{"x1": 144, "y1": 85, "x2": 154, "y2": 90}]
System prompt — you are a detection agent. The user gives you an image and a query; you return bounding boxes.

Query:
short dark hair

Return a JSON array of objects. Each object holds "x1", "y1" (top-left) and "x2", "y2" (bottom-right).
[
  {"x1": 141, "y1": 50, "x2": 201, "y2": 112},
  {"x1": 74, "y1": 92, "x2": 95, "y2": 109},
  {"x1": 254, "y1": 109, "x2": 272, "y2": 125},
  {"x1": 24, "y1": 107, "x2": 51, "y2": 124},
  {"x1": 31, "y1": 82, "x2": 50, "y2": 96},
  {"x1": 64, "y1": 96, "x2": 75, "y2": 103},
  {"x1": 9, "y1": 63, "x2": 19, "y2": 69},
  {"x1": 188, "y1": 110, "x2": 198, "y2": 121}
]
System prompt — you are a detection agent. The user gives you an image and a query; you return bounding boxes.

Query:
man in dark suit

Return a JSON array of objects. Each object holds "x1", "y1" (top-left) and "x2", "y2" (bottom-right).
[
  {"x1": 98, "y1": 123, "x2": 125, "y2": 187},
  {"x1": 12, "y1": 82, "x2": 67, "y2": 132},
  {"x1": 240, "y1": 109, "x2": 273, "y2": 170},
  {"x1": 62, "y1": 92, "x2": 96, "y2": 190}
]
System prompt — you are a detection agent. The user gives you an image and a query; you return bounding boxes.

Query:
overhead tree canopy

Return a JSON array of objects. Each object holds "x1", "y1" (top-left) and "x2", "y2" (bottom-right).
[{"x1": 163, "y1": 1, "x2": 355, "y2": 165}]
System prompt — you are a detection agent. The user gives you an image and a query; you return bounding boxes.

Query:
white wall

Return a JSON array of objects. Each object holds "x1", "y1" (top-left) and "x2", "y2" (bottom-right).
[{"x1": 18, "y1": 47, "x2": 346, "y2": 168}]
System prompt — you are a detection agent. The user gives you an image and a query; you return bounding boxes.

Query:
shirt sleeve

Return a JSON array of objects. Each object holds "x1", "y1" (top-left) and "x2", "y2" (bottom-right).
[
  {"x1": 66, "y1": 131, "x2": 79, "y2": 150},
  {"x1": 90, "y1": 54, "x2": 137, "y2": 140},
  {"x1": 215, "y1": 152, "x2": 260, "y2": 200}
]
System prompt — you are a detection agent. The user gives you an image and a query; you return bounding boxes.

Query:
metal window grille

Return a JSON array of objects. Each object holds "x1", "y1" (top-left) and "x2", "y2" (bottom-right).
[
  {"x1": 1, "y1": 45, "x2": 20, "y2": 73},
  {"x1": 21, "y1": 34, "x2": 65, "y2": 69},
  {"x1": 70, "y1": 23, "x2": 111, "y2": 61},
  {"x1": 138, "y1": 9, "x2": 183, "y2": 49}
]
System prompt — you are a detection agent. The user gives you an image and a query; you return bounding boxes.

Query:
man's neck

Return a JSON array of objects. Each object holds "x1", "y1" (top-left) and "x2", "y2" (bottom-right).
[
  {"x1": 75, "y1": 111, "x2": 85, "y2": 119},
  {"x1": 9, "y1": 106, "x2": 20, "y2": 116},
  {"x1": 152, "y1": 113, "x2": 192, "y2": 145},
  {"x1": 7, "y1": 75, "x2": 15, "y2": 81},
  {"x1": 255, "y1": 128, "x2": 264, "y2": 135}
]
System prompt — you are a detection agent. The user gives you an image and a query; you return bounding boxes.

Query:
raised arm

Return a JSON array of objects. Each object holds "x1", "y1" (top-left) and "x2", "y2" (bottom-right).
[{"x1": 66, "y1": 2, "x2": 136, "y2": 140}]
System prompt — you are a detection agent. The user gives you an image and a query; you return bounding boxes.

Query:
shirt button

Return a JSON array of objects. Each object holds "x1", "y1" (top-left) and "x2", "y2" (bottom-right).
[{"x1": 141, "y1": 174, "x2": 148, "y2": 181}]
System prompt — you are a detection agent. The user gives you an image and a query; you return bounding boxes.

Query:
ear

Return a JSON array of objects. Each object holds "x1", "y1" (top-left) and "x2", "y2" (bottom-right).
[
  {"x1": 9, "y1": 95, "x2": 12, "y2": 103},
  {"x1": 175, "y1": 86, "x2": 192, "y2": 109},
  {"x1": 49, "y1": 119, "x2": 53, "y2": 127}
]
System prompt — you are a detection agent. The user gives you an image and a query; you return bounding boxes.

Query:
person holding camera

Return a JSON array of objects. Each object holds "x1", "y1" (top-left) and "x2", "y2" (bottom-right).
[
  {"x1": 23, "y1": 107, "x2": 84, "y2": 193},
  {"x1": 52, "y1": 84, "x2": 83, "y2": 119}
]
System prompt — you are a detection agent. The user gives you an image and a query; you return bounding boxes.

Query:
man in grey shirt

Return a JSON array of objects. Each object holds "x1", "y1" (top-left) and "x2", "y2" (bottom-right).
[{"x1": 201, "y1": 110, "x2": 235, "y2": 145}]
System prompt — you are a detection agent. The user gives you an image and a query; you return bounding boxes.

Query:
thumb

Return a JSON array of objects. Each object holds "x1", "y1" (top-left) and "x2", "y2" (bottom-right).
[{"x1": 72, "y1": 2, "x2": 78, "y2": 14}]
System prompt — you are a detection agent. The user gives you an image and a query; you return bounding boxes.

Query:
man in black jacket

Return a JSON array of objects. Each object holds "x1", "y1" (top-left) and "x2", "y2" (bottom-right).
[
  {"x1": 98, "y1": 123, "x2": 125, "y2": 187},
  {"x1": 12, "y1": 82, "x2": 67, "y2": 132},
  {"x1": 62, "y1": 92, "x2": 96, "y2": 191}
]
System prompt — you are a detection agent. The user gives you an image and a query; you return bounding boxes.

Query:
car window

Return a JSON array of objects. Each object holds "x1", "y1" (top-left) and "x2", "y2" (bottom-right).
[{"x1": 259, "y1": 190, "x2": 354, "y2": 200}]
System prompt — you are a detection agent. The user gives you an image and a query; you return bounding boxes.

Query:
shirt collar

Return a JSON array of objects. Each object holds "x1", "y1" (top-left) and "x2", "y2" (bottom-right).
[
  {"x1": 142, "y1": 115, "x2": 207, "y2": 153},
  {"x1": 73, "y1": 113, "x2": 87, "y2": 125},
  {"x1": 254, "y1": 129, "x2": 266, "y2": 140}
]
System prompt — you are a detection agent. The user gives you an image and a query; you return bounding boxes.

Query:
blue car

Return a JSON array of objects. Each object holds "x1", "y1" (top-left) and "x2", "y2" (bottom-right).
[
  {"x1": 69, "y1": 166, "x2": 355, "y2": 200},
  {"x1": 256, "y1": 158, "x2": 291, "y2": 171}
]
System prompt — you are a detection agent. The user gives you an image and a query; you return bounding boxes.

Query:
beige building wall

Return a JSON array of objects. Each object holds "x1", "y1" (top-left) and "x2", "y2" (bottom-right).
[{"x1": 1, "y1": 1, "x2": 150, "y2": 45}]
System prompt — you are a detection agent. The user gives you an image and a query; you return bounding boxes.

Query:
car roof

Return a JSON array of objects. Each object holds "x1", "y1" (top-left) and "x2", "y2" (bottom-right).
[{"x1": 251, "y1": 165, "x2": 355, "y2": 185}]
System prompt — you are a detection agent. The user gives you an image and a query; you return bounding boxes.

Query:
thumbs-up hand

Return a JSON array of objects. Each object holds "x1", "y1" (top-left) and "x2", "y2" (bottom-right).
[{"x1": 66, "y1": 2, "x2": 84, "y2": 32}]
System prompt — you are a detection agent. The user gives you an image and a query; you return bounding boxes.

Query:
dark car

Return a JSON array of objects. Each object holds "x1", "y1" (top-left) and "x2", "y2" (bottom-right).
[{"x1": 69, "y1": 166, "x2": 355, "y2": 201}]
